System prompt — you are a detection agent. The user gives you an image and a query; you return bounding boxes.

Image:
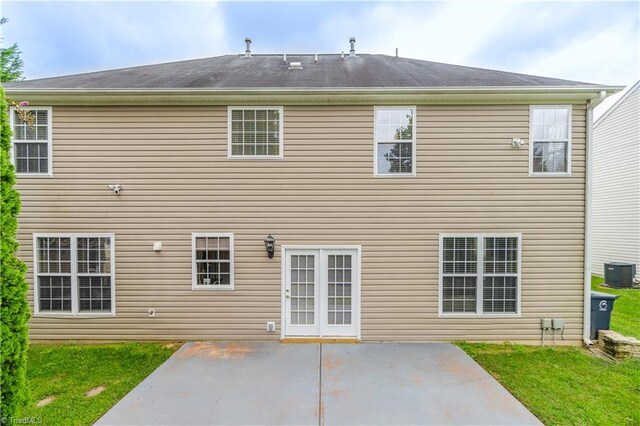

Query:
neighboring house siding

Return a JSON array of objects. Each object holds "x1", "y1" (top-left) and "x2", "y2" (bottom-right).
[
  {"x1": 17, "y1": 104, "x2": 587, "y2": 343},
  {"x1": 592, "y1": 86, "x2": 640, "y2": 276}
]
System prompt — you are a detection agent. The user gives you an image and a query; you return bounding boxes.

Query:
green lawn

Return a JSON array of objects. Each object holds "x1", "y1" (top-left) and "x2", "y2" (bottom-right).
[
  {"x1": 460, "y1": 278, "x2": 640, "y2": 425},
  {"x1": 16, "y1": 342, "x2": 179, "y2": 426},
  {"x1": 591, "y1": 275, "x2": 639, "y2": 339},
  {"x1": 460, "y1": 343, "x2": 640, "y2": 425}
]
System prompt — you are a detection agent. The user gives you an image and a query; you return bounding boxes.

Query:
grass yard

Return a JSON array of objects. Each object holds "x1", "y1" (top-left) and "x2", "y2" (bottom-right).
[
  {"x1": 460, "y1": 343, "x2": 640, "y2": 425},
  {"x1": 591, "y1": 275, "x2": 639, "y2": 339},
  {"x1": 16, "y1": 342, "x2": 179, "y2": 426},
  {"x1": 460, "y1": 278, "x2": 640, "y2": 425}
]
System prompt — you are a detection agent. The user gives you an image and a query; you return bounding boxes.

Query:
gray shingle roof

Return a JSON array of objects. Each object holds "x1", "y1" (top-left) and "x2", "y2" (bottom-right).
[{"x1": 4, "y1": 54, "x2": 598, "y2": 90}]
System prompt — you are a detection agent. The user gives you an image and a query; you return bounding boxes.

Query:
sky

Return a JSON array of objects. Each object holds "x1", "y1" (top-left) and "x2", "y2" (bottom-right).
[{"x1": 1, "y1": 0, "x2": 639, "y2": 117}]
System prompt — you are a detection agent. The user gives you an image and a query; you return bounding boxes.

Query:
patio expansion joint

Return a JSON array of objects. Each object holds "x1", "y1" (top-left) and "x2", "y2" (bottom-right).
[{"x1": 318, "y1": 343, "x2": 323, "y2": 426}]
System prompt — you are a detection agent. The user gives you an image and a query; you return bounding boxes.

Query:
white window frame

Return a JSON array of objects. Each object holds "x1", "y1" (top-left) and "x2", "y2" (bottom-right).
[
  {"x1": 373, "y1": 106, "x2": 417, "y2": 177},
  {"x1": 529, "y1": 105, "x2": 572, "y2": 177},
  {"x1": 9, "y1": 106, "x2": 53, "y2": 178},
  {"x1": 32, "y1": 233, "x2": 116, "y2": 317},
  {"x1": 227, "y1": 106, "x2": 284, "y2": 160},
  {"x1": 438, "y1": 233, "x2": 522, "y2": 318},
  {"x1": 191, "y1": 233, "x2": 235, "y2": 290}
]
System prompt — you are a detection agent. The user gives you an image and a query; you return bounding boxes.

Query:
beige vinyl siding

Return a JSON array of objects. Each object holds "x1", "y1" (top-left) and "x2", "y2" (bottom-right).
[
  {"x1": 592, "y1": 86, "x2": 640, "y2": 276},
  {"x1": 17, "y1": 104, "x2": 586, "y2": 343}
]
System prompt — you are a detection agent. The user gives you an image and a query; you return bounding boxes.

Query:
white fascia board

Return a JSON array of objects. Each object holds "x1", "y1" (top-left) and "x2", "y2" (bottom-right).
[{"x1": 4, "y1": 85, "x2": 626, "y2": 106}]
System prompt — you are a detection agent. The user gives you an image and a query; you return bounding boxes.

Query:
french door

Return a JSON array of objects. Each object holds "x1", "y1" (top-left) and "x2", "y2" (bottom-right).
[{"x1": 283, "y1": 248, "x2": 359, "y2": 338}]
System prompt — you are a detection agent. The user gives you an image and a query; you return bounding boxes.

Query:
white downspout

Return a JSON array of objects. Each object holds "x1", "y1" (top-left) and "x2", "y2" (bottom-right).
[{"x1": 583, "y1": 90, "x2": 607, "y2": 345}]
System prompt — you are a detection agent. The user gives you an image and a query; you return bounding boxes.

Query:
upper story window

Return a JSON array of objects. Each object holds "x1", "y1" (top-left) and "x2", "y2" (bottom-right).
[
  {"x1": 440, "y1": 234, "x2": 521, "y2": 316},
  {"x1": 374, "y1": 107, "x2": 416, "y2": 177},
  {"x1": 192, "y1": 233, "x2": 234, "y2": 290},
  {"x1": 10, "y1": 107, "x2": 53, "y2": 176},
  {"x1": 228, "y1": 107, "x2": 283, "y2": 159},
  {"x1": 34, "y1": 234, "x2": 115, "y2": 316},
  {"x1": 530, "y1": 106, "x2": 571, "y2": 176}
]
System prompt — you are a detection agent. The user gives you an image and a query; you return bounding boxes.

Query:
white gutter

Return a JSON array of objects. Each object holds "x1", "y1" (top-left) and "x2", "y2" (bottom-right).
[
  {"x1": 3, "y1": 85, "x2": 624, "y2": 107},
  {"x1": 583, "y1": 90, "x2": 608, "y2": 345}
]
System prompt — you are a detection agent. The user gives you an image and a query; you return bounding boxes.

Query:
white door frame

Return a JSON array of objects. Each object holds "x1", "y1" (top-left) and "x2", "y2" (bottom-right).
[{"x1": 281, "y1": 245, "x2": 362, "y2": 340}]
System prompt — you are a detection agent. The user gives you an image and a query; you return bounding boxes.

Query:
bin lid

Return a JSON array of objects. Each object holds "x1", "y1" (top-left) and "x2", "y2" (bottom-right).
[{"x1": 591, "y1": 291, "x2": 620, "y2": 300}]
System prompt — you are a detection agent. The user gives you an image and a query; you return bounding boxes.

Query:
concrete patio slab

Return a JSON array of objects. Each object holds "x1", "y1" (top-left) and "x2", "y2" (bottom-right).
[
  {"x1": 321, "y1": 343, "x2": 540, "y2": 425},
  {"x1": 97, "y1": 342, "x2": 320, "y2": 425},
  {"x1": 97, "y1": 342, "x2": 541, "y2": 426}
]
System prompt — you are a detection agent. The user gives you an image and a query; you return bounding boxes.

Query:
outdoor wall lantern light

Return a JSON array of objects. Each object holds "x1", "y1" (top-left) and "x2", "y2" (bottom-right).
[{"x1": 264, "y1": 234, "x2": 276, "y2": 259}]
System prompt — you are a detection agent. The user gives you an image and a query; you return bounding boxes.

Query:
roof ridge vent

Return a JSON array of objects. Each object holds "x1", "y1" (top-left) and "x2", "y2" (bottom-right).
[{"x1": 288, "y1": 61, "x2": 303, "y2": 70}]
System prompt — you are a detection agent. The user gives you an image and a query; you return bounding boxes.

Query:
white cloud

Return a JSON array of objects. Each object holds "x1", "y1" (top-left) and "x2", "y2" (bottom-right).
[
  {"x1": 9, "y1": 1, "x2": 230, "y2": 78},
  {"x1": 519, "y1": 18, "x2": 639, "y2": 86},
  {"x1": 100, "y1": 2, "x2": 229, "y2": 64},
  {"x1": 320, "y1": 2, "x2": 520, "y2": 65},
  {"x1": 319, "y1": 1, "x2": 639, "y2": 88}
]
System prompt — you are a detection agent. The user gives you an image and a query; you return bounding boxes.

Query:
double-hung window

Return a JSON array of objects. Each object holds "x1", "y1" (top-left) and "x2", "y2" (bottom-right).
[
  {"x1": 440, "y1": 234, "x2": 521, "y2": 316},
  {"x1": 192, "y1": 233, "x2": 234, "y2": 290},
  {"x1": 10, "y1": 107, "x2": 53, "y2": 176},
  {"x1": 374, "y1": 107, "x2": 416, "y2": 176},
  {"x1": 228, "y1": 107, "x2": 283, "y2": 158},
  {"x1": 34, "y1": 234, "x2": 115, "y2": 315},
  {"x1": 530, "y1": 106, "x2": 571, "y2": 175}
]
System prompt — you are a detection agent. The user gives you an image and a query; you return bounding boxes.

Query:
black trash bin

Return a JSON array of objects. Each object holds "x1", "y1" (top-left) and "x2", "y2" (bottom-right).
[{"x1": 590, "y1": 291, "x2": 620, "y2": 339}]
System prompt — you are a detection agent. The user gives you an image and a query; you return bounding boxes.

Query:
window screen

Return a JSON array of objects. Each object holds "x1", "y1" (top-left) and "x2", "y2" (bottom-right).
[
  {"x1": 35, "y1": 235, "x2": 114, "y2": 315},
  {"x1": 230, "y1": 108, "x2": 281, "y2": 157},
  {"x1": 531, "y1": 107, "x2": 570, "y2": 174},
  {"x1": 37, "y1": 237, "x2": 72, "y2": 312},
  {"x1": 375, "y1": 108, "x2": 415, "y2": 175},
  {"x1": 77, "y1": 237, "x2": 112, "y2": 312},
  {"x1": 442, "y1": 237, "x2": 478, "y2": 313},
  {"x1": 194, "y1": 236, "x2": 232, "y2": 287},
  {"x1": 441, "y1": 235, "x2": 520, "y2": 315},
  {"x1": 13, "y1": 109, "x2": 51, "y2": 175},
  {"x1": 483, "y1": 237, "x2": 518, "y2": 314}
]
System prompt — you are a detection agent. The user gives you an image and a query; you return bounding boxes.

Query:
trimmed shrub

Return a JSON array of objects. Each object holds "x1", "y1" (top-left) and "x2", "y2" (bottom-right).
[{"x1": 0, "y1": 87, "x2": 30, "y2": 420}]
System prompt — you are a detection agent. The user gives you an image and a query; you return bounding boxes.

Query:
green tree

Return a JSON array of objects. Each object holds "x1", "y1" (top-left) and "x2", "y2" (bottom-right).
[
  {"x1": 0, "y1": 86, "x2": 30, "y2": 420},
  {"x1": 0, "y1": 18, "x2": 24, "y2": 82}
]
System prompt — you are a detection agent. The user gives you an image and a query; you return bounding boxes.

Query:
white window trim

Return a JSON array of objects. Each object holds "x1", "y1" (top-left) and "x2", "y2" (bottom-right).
[
  {"x1": 528, "y1": 105, "x2": 572, "y2": 177},
  {"x1": 438, "y1": 233, "x2": 522, "y2": 318},
  {"x1": 9, "y1": 106, "x2": 53, "y2": 178},
  {"x1": 227, "y1": 106, "x2": 284, "y2": 160},
  {"x1": 373, "y1": 106, "x2": 417, "y2": 177},
  {"x1": 32, "y1": 233, "x2": 116, "y2": 317},
  {"x1": 191, "y1": 233, "x2": 235, "y2": 290}
]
